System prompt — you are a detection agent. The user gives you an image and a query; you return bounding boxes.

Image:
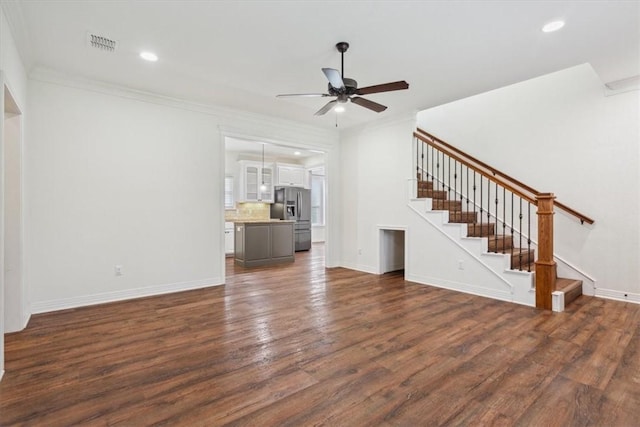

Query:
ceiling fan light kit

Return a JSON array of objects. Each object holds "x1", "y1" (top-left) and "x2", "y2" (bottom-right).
[{"x1": 277, "y1": 41, "x2": 409, "y2": 116}]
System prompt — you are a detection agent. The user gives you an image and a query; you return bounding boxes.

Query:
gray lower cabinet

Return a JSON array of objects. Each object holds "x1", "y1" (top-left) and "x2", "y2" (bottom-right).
[{"x1": 234, "y1": 221, "x2": 295, "y2": 267}]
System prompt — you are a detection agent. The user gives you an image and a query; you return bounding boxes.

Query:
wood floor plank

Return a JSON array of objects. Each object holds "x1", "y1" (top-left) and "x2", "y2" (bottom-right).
[
  {"x1": 1, "y1": 243, "x2": 639, "y2": 425},
  {"x1": 593, "y1": 377, "x2": 640, "y2": 426},
  {"x1": 559, "y1": 325, "x2": 633, "y2": 390},
  {"x1": 514, "y1": 375, "x2": 603, "y2": 426}
]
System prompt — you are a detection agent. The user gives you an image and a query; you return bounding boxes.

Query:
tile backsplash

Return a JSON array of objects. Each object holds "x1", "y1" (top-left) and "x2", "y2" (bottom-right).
[{"x1": 225, "y1": 203, "x2": 270, "y2": 221}]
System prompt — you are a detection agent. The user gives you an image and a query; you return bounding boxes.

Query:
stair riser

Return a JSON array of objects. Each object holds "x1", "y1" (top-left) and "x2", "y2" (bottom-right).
[
  {"x1": 511, "y1": 251, "x2": 535, "y2": 270},
  {"x1": 417, "y1": 181, "x2": 434, "y2": 190},
  {"x1": 467, "y1": 223, "x2": 495, "y2": 237},
  {"x1": 432, "y1": 200, "x2": 462, "y2": 211},
  {"x1": 564, "y1": 286, "x2": 583, "y2": 305},
  {"x1": 448, "y1": 212, "x2": 478, "y2": 224},
  {"x1": 512, "y1": 262, "x2": 535, "y2": 272},
  {"x1": 488, "y1": 236, "x2": 514, "y2": 251},
  {"x1": 555, "y1": 279, "x2": 583, "y2": 306},
  {"x1": 418, "y1": 190, "x2": 447, "y2": 199}
]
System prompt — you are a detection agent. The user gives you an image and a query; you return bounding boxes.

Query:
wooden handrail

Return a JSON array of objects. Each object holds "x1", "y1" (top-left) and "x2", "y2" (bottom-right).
[
  {"x1": 415, "y1": 128, "x2": 594, "y2": 225},
  {"x1": 554, "y1": 201, "x2": 594, "y2": 225},
  {"x1": 414, "y1": 131, "x2": 537, "y2": 205},
  {"x1": 416, "y1": 128, "x2": 540, "y2": 197}
]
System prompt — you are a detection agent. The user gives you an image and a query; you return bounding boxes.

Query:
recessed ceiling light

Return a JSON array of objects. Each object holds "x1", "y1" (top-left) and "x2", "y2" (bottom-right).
[
  {"x1": 334, "y1": 105, "x2": 345, "y2": 113},
  {"x1": 294, "y1": 151, "x2": 302, "y2": 156},
  {"x1": 542, "y1": 21, "x2": 565, "y2": 33},
  {"x1": 140, "y1": 51, "x2": 158, "y2": 62}
]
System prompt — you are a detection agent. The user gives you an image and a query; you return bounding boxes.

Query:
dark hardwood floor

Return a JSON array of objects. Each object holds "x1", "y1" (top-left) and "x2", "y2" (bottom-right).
[{"x1": 1, "y1": 243, "x2": 639, "y2": 426}]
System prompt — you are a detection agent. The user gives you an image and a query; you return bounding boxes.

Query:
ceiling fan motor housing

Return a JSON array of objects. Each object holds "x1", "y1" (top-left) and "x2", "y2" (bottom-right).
[
  {"x1": 336, "y1": 42, "x2": 349, "y2": 53},
  {"x1": 328, "y1": 77, "x2": 358, "y2": 96}
]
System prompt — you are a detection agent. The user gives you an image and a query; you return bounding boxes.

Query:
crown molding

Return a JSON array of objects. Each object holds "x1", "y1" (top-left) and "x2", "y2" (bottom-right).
[
  {"x1": 1, "y1": 1, "x2": 34, "y2": 69},
  {"x1": 29, "y1": 66, "x2": 339, "y2": 147}
]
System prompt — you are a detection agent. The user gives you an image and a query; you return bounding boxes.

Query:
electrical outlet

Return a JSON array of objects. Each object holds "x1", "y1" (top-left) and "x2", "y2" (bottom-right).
[
  {"x1": 458, "y1": 260, "x2": 464, "y2": 270},
  {"x1": 114, "y1": 265, "x2": 123, "y2": 276}
]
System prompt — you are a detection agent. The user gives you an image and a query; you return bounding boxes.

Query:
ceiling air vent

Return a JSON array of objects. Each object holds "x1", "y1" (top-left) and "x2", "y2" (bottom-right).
[{"x1": 86, "y1": 32, "x2": 117, "y2": 52}]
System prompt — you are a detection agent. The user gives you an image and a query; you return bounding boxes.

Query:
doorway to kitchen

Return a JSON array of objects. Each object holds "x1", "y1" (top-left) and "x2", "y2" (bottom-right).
[{"x1": 223, "y1": 136, "x2": 328, "y2": 279}]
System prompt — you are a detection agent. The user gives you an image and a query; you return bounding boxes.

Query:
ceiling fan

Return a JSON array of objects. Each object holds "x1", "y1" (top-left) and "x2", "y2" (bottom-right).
[{"x1": 277, "y1": 42, "x2": 409, "y2": 116}]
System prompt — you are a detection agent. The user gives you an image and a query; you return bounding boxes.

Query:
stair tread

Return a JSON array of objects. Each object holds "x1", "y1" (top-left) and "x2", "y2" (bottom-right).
[
  {"x1": 510, "y1": 248, "x2": 534, "y2": 255},
  {"x1": 513, "y1": 262, "x2": 535, "y2": 272},
  {"x1": 556, "y1": 277, "x2": 583, "y2": 306},
  {"x1": 556, "y1": 278, "x2": 582, "y2": 291}
]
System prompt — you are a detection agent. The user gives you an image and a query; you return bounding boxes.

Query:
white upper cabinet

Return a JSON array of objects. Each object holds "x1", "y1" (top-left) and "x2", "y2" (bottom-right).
[
  {"x1": 238, "y1": 160, "x2": 274, "y2": 202},
  {"x1": 276, "y1": 164, "x2": 305, "y2": 187}
]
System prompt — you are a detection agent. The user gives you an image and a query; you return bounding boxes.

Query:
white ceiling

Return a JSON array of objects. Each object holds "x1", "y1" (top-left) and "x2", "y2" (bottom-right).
[{"x1": 5, "y1": 1, "x2": 639, "y2": 130}]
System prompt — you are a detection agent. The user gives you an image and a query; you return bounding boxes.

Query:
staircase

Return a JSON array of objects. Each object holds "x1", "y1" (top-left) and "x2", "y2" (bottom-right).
[
  {"x1": 414, "y1": 129, "x2": 592, "y2": 310},
  {"x1": 418, "y1": 179, "x2": 536, "y2": 271}
]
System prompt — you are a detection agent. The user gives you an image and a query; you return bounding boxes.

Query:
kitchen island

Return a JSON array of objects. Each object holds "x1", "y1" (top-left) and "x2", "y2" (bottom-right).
[{"x1": 233, "y1": 220, "x2": 295, "y2": 267}]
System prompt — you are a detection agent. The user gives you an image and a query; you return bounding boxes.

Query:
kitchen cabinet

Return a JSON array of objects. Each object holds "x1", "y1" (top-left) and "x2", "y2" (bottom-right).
[
  {"x1": 276, "y1": 164, "x2": 306, "y2": 187},
  {"x1": 234, "y1": 220, "x2": 295, "y2": 267},
  {"x1": 238, "y1": 160, "x2": 273, "y2": 202},
  {"x1": 224, "y1": 222, "x2": 234, "y2": 255}
]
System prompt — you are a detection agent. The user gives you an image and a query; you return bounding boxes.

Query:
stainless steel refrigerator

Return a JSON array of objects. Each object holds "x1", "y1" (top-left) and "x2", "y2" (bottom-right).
[{"x1": 270, "y1": 186, "x2": 311, "y2": 251}]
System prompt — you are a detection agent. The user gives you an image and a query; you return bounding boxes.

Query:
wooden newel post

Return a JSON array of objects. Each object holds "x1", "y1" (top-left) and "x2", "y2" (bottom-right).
[{"x1": 535, "y1": 193, "x2": 557, "y2": 310}]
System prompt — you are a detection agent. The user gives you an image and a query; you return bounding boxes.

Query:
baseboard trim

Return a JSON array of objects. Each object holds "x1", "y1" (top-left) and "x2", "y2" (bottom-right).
[
  {"x1": 595, "y1": 288, "x2": 640, "y2": 304},
  {"x1": 31, "y1": 277, "x2": 224, "y2": 314},
  {"x1": 405, "y1": 273, "x2": 528, "y2": 305},
  {"x1": 340, "y1": 262, "x2": 378, "y2": 275}
]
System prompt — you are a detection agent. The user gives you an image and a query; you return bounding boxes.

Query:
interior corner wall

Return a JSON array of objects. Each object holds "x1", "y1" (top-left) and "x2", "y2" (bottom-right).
[
  {"x1": 0, "y1": 7, "x2": 28, "y2": 106},
  {"x1": 1, "y1": 4, "x2": 29, "y2": 378},
  {"x1": 417, "y1": 63, "x2": 640, "y2": 300},
  {"x1": 4, "y1": 112, "x2": 24, "y2": 332},
  {"x1": 338, "y1": 115, "x2": 416, "y2": 273}
]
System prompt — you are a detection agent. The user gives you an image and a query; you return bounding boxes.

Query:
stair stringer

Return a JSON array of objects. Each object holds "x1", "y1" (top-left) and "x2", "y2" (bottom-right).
[{"x1": 407, "y1": 199, "x2": 535, "y2": 307}]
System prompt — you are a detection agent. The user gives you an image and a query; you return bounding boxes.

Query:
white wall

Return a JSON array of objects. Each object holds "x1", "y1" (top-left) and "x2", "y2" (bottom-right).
[
  {"x1": 339, "y1": 115, "x2": 416, "y2": 273},
  {"x1": 26, "y1": 80, "x2": 223, "y2": 309},
  {"x1": 4, "y1": 112, "x2": 24, "y2": 332},
  {"x1": 311, "y1": 226, "x2": 325, "y2": 243},
  {"x1": 418, "y1": 64, "x2": 640, "y2": 302},
  {"x1": 1, "y1": 3, "x2": 29, "y2": 378}
]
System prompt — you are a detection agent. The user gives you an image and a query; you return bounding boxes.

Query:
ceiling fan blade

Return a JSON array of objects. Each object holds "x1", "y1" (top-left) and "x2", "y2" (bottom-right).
[
  {"x1": 276, "y1": 93, "x2": 330, "y2": 98},
  {"x1": 356, "y1": 80, "x2": 409, "y2": 95},
  {"x1": 351, "y1": 96, "x2": 387, "y2": 113},
  {"x1": 314, "y1": 100, "x2": 338, "y2": 116},
  {"x1": 322, "y1": 68, "x2": 345, "y2": 89}
]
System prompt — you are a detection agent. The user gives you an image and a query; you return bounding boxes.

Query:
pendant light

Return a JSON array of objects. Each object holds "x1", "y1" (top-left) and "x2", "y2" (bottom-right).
[{"x1": 260, "y1": 144, "x2": 267, "y2": 193}]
